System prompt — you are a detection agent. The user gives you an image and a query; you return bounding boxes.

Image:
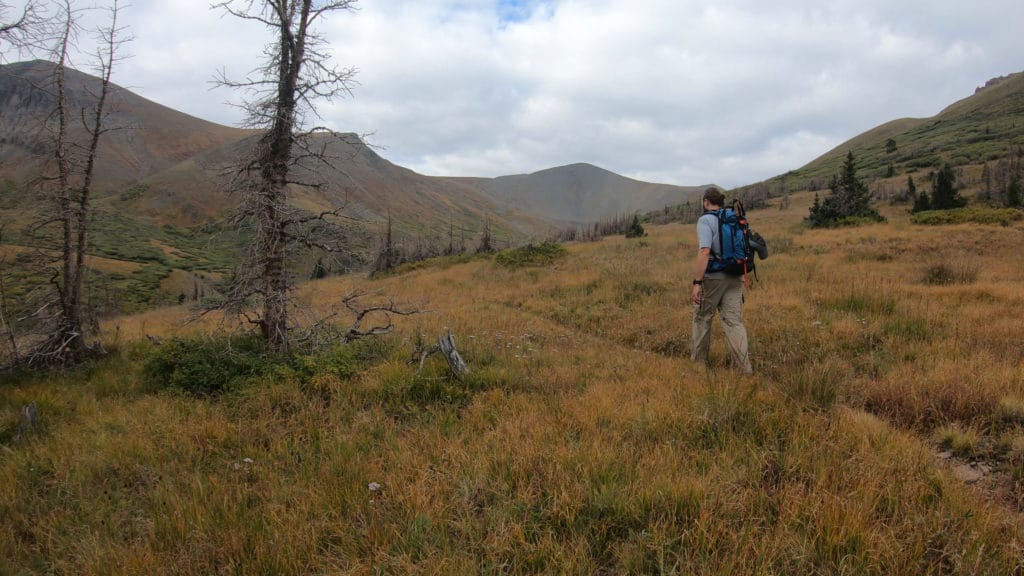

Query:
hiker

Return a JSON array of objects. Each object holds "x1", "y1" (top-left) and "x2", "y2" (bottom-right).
[{"x1": 691, "y1": 187, "x2": 753, "y2": 374}]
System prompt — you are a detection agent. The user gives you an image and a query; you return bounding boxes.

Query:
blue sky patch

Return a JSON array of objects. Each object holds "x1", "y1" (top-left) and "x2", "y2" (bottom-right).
[{"x1": 497, "y1": 0, "x2": 539, "y2": 24}]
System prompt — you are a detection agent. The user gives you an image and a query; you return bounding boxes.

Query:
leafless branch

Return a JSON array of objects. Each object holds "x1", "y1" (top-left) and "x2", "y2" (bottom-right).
[
  {"x1": 0, "y1": 0, "x2": 49, "y2": 58},
  {"x1": 340, "y1": 289, "x2": 418, "y2": 341}
]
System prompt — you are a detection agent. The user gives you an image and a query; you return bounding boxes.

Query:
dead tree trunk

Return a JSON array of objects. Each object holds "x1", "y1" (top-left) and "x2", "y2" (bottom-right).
[
  {"x1": 215, "y1": 0, "x2": 357, "y2": 354},
  {"x1": 69, "y1": 0, "x2": 121, "y2": 352},
  {"x1": 53, "y1": 8, "x2": 79, "y2": 357},
  {"x1": 24, "y1": 1, "x2": 126, "y2": 362}
]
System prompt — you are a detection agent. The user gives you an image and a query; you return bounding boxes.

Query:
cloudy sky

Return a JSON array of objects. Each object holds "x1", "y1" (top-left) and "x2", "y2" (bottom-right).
[{"x1": 73, "y1": 0, "x2": 1024, "y2": 188}]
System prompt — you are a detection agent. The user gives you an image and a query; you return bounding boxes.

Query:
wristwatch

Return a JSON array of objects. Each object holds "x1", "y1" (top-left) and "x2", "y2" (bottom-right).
[{"x1": 692, "y1": 279, "x2": 703, "y2": 286}]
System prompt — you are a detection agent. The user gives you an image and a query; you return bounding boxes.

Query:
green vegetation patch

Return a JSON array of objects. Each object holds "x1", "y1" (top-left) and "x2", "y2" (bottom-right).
[
  {"x1": 142, "y1": 334, "x2": 273, "y2": 396},
  {"x1": 494, "y1": 241, "x2": 567, "y2": 268},
  {"x1": 0, "y1": 179, "x2": 19, "y2": 209},
  {"x1": 823, "y1": 293, "x2": 897, "y2": 317},
  {"x1": 380, "y1": 252, "x2": 483, "y2": 277},
  {"x1": 142, "y1": 335, "x2": 401, "y2": 399},
  {"x1": 910, "y1": 207, "x2": 1024, "y2": 225}
]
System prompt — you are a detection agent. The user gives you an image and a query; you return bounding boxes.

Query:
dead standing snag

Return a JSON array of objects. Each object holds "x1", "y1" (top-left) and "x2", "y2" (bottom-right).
[{"x1": 212, "y1": 0, "x2": 359, "y2": 353}]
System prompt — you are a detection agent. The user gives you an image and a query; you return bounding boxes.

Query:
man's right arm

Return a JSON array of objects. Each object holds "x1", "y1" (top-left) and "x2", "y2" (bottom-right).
[{"x1": 692, "y1": 247, "x2": 710, "y2": 304}]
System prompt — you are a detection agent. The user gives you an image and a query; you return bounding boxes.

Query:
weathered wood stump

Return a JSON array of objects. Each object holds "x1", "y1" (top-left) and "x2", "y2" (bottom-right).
[
  {"x1": 15, "y1": 402, "x2": 37, "y2": 440},
  {"x1": 416, "y1": 331, "x2": 470, "y2": 378}
]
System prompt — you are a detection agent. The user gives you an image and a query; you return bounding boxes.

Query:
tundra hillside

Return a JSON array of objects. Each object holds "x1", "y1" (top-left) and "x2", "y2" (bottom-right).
[{"x1": 2, "y1": 192, "x2": 1024, "y2": 574}]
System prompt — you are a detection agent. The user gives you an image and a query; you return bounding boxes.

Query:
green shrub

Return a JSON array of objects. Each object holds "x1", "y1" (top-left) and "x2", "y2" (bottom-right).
[
  {"x1": 383, "y1": 252, "x2": 481, "y2": 277},
  {"x1": 625, "y1": 215, "x2": 646, "y2": 238},
  {"x1": 910, "y1": 207, "x2": 1024, "y2": 226},
  {"x1": 118, "y1": 183, "x2": 148, "y2": 201},
  {"x1": 291, "y1": 337, "x2": 396, "y2": 383},
  {"x1": 142, "y1": 335, "x2": 272, "y2": 396},
  {"x1": 494, "y1": 241, "x2": 567, "y2": 268}
]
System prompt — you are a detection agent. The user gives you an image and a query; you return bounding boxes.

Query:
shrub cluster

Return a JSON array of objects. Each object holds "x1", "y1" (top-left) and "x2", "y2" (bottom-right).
[
  {"x1": 910, "y1": 207, "x2": 1024, "y2": 226},
  {"x1": 494, "y1": 241, "x2": 567, "y2": 268},
  {"x1": 141, "y1": 334, "x2": 399, "y2": 398},
  {"x1": 142, "y1": 335, "x2": 272, "y2": 396}
]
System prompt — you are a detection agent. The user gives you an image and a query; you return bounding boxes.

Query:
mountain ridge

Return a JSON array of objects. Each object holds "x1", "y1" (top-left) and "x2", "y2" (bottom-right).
[
  {"x1": 773, "y1": 70, "x2": 1024, "y2": 191},
  {"x1": 0, "y1": 59, "x2": 252, "y2": 188},
  {"x1": 450, "y1": 163, "x2": 708, "y2": 224},
  {"x1": 0, "y1": 59, "x2": 701, "y2": 231}
]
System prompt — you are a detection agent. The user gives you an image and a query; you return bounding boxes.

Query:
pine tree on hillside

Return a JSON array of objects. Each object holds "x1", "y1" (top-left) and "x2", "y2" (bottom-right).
[
  {"x1": 806, "y1": 151, "x2": 884, "y2": 227},
  {"x1": 912, "y1": 189, "x2": 931, "y2": 213},
  {"x1": 907, "y1": 174, "x2": 934, "y2": 213},
  {"x1": 625, "y1": 214, "x2": 645, "y2": 238},
  {"x1": 930, "y1": 163, "x2": 967, "y2": 210},
  {"x1": 1008, "y1": 173, "x2": 1023, "y2": 208}
]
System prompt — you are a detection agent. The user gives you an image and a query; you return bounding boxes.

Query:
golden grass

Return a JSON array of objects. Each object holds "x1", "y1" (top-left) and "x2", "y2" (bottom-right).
[{"x1": 3, "y1": 192, "x2": 1024, "y2": 573}]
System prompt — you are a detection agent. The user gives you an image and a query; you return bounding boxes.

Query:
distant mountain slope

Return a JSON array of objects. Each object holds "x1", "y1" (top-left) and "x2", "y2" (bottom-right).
[
  {"x1": 0, "y1": 60, "x2": 251, "y2": 188},
  {"x1": 783, "y1": 70, "x2": 1024, "y2": 189},
  {"x1": 452, "y1": 163, "x2": 708, "y2": 223},
  {"x1": 0, "y1": 60, "x2": 551, "y2": 241},
  {"x1": 127, "y1": 130, "x2": 549, "y2": 238}
]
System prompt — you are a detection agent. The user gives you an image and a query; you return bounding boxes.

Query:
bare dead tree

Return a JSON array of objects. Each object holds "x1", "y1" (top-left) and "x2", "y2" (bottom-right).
[
  {"x1": 212, "y1": 0, "x2": 358, "y2": 354},
  {"x1": 476, "y1": 217, "x2": 494, "y2": 254},
  {"x1": 371, "y1": 209, "x2": 395, "y2": 274},
  {"x1": 21, "y1": 0, "x2": 129, "y2": 366}
]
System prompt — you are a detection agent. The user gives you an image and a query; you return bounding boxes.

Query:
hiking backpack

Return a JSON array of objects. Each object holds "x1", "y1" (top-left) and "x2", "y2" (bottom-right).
[{"x1": 705, "y1": 200, "x2": 757, "y2": 279}]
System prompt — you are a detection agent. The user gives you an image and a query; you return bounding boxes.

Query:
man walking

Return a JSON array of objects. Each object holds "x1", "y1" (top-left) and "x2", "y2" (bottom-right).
[{"x1": 691, "y1": 187, "x2": 753, "y2": 373}]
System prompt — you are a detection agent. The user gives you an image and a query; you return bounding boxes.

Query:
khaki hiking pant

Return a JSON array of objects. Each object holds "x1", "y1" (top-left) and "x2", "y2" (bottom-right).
[{"x1": 691, "y1": 276, "x2": 752, "y2": 373}]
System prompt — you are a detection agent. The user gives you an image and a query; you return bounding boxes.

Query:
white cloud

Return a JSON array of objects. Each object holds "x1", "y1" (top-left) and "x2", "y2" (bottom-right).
[{"x1": 66, "y1": 0, "x2": 1024, "y2": 188}]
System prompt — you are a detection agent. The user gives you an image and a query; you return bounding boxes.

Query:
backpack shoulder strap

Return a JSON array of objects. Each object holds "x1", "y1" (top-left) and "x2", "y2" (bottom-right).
[{"x1": 709, "y1": 209, "x2": 726, "y2": 259}]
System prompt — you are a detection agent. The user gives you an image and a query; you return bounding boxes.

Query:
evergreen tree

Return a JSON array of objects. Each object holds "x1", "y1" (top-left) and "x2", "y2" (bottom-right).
[
  {"x1": 1008, "y1": 173, "x2": 1023, "y2": 208},
  {"x1": 930, "y1": 163, "x2": 967, "y2": 210},
  {"x1": 310, "y1": 257, "x2": 327, "y2": 279},
  {"x1": 806, "y1": 152, "x2": 883, "y2": 227},
  {"x1": 907, "y1": 175, "x2": 932, "y2": 212},
  {"x1": 625, "y1": 214, "x2": 645, "y2": 238},
  {"x1": 911, "y1": 189, "x2": 931, "y2": 213}
]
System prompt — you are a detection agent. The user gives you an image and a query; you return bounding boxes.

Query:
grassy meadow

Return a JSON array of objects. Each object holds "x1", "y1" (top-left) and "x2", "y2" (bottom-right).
[{"x1": 3, "y1": 192, "x2": 1024, "y2": 574}]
